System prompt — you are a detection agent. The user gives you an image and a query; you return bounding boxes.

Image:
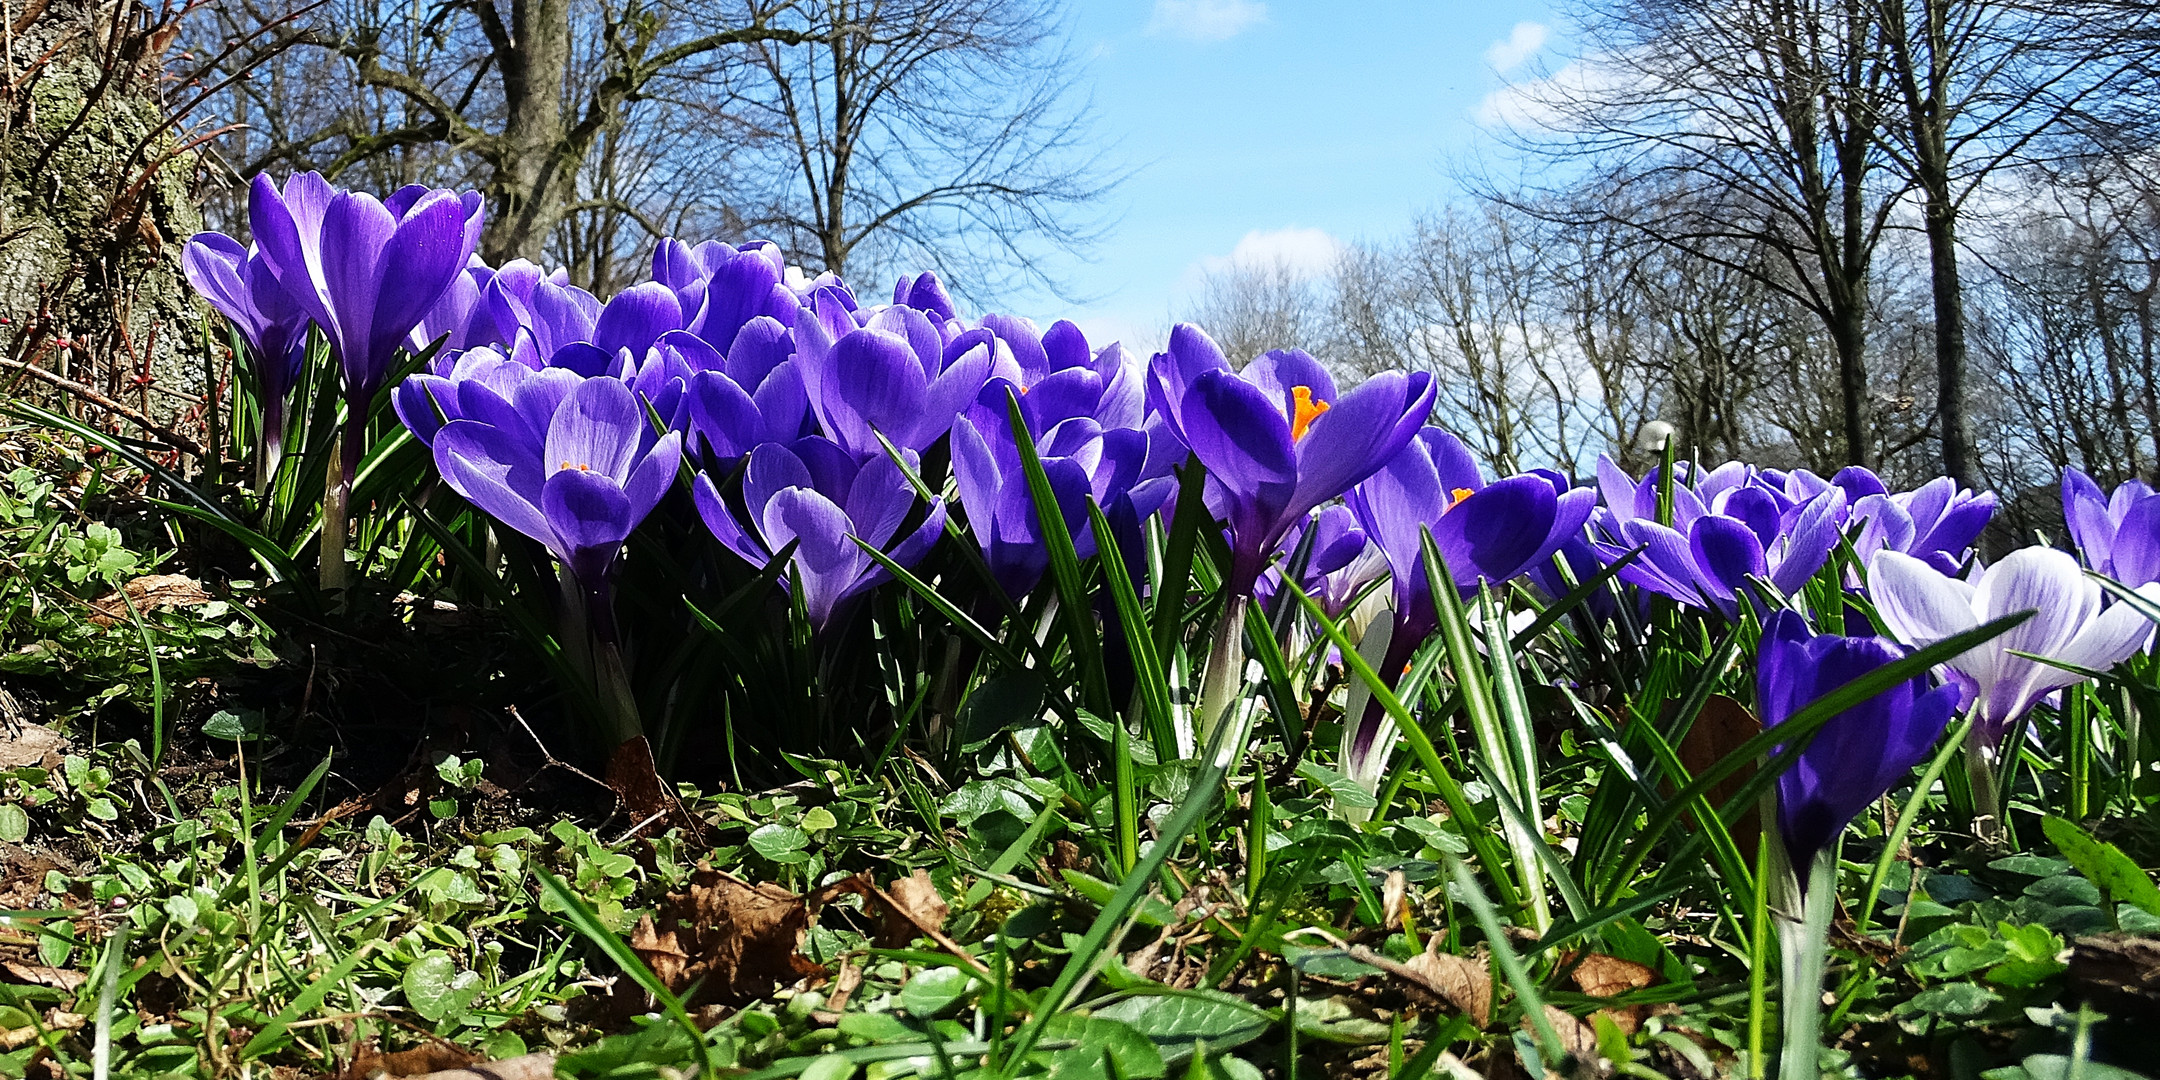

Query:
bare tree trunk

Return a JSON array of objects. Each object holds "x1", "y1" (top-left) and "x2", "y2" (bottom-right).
[
  {"x1": 1922, "y1": 182, "x2": 1973, "y2": 484},
  {"x1": 483, "y1": 0, "x2": 574, "y2": 262}
]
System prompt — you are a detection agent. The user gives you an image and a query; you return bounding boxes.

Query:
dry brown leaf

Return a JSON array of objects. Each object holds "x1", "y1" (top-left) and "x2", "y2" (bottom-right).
[
  {"x1": 1533, "y1": 1005, "x2": 1601, "y2": 1063},
  {"x1": 86, "y1": 574, "x2": 211, "y2": 627},
  {"x1": 628, "y1": 866, "x2": 853, "y2": 1005},
  {"x1": 400, "y1": 1053, "x2": 555, "y2": 1080},
  {"x1": 0, "y1": 962, "x2": 83, "y2": 992},
  {"x1": 1382, "y1": 870, "x2": 1408, "y2": 932},
  {"x1": 1568, "y1": 952, "x2": 1655, "y2": 998},
  {"x1": 1565, "y1": 950, "x2": 1657, "y2": 1035},
  {"x1": 1670, "y1": 694, "x2": 1761, "y2": 859},
  {"x1": 605, "y1": 736, "x2": 691, "y2": 834},
  {"x1": 342, "y1": 1040, "x2": 477, "y2": 1079},
  {"x1": 877, "y1": 869, "x2": 949, "y2": 948},
  {"x1": 1403, "y1": 944, "x2": 1491, "y2": 1026},
  {"x1": 0, "y1": 722, "x2": 65, "y2": 770}
]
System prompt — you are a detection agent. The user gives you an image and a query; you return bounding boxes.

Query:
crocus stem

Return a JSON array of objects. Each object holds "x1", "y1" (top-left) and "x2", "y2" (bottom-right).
[
  {"x1": 1341, "y1": 613, "x2": 1407, "y2": 824},
  {"x1": 558, "y1": 569, "x2": 641, "y2": 746},
  {"x1": 1965, "y1": 721, "x2": 2004, "y2": 844},
  {"x1": 1773, "y1": 844, "x2": 1838, "y2": 1080},
  {"x1": 1193, "y1": 594, "x2": 1250, "y2": 760},
  {"x1": 320, "y1": 409, "x2": 364, "y2": 600},
  {"x1": 256, "y1": 397, "x2": 285, "y2": 496}
]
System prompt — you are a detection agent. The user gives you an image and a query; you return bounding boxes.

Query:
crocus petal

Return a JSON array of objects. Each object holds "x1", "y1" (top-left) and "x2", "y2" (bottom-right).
[
  {"x1": 1689, "y1": 515, "x2": 1767, "y2": 609},
  {"x1": 542, "y1": 467, "x2": 634, "y2": 584},
  {"x1": 1182, "y1": 370, "x2": 1296, "y2": 491},
  {"x1": 544, "y1": 378, "x2": 646, "y2": 482},
  {"x1": 593, "y1": 281, "x2": 684, "y2": 361},
  {"x1": 1433, "y1": 476, "x2": 1559, "y2": 589},
  {"x1": 435, "y1": 421, "x2": 552, "y2": 546},
  {"x1": 761, "y1": 487, "x2": 867, "y2": 628},
  {"x1": 1287, "y1": 371, "x2": 1435, "y2": 520},
  {"x1": 2111, "y1": 499, "x2": 2160, "y2": 587}
]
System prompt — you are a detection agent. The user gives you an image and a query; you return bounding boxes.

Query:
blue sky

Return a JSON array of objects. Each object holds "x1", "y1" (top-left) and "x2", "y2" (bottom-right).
[{"x1": 1000, "y1": 0, "x2": 1563, "y2": 352}]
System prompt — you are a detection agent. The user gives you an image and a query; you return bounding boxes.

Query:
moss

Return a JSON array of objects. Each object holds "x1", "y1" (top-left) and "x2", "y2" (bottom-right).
[{"x1": 2, "y1": 0, "x2": 208, "y2": 428}]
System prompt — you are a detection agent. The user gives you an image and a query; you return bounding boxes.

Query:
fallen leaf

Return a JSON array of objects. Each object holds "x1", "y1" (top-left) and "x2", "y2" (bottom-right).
[
  {"x1": 0, "y1": 962, "x2": 83, "y2": 992},
  {"x1": 877, "y1": 869, "x2": 949, "y2": 948},
  {"x1": 1669, "y1": 694, "x2": 1761, "y2": 860},
  {"x1": 1566, "y1": 951, "x2": 1657, "y2": 1035},
  {"x1": 0, "y1": 721, "x2": 66, "y2": 769},
  {"x1": 605, "y1": 736, "x2": 686, "y2": 833},
  {"x1": 342, "y1": 1040, "x2": 476, "y2": 1079},
  {"x1": 86, "y1": 574, "x2": 211, "y2": 627},
  {"x1": 628, "y1": 865, "x2": 855, "y2": 1005},
  {"x1": 1403, "y1": 942, "x2": 1491, "y2": 1026},
  {"x1": 1532, "y1": 1004, "x2": 1601, "y2": 1063},
  {"x1": 400, "y1": 1053, "x2": 555, "y2": 1080},
  {"x1": 1568, "y1": 952, "x2": 1655, "y2": 998}
]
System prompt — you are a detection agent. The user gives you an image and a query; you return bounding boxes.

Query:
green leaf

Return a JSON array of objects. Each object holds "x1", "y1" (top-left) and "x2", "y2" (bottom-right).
[
  {"x1": 750, "y1": 823, "x2": 811, "y2": 860},
  {"x1": 898, "y1": 966, "x2": 976, "y2": 1018},
  {"x1": 1095, "y1": 990, "x2": 1272, "y2": 1063},
  {"x1": 1288, "y1": 995, "x2": 1392, "y2": 1045},
  {"x1": 1294, "y1": 761, "x2": 1377, "y2": 810},
  {"x1": 201, "y1": 709, "x2": 266, "y2": 743},
  {"x1": 0, "y1": 805, "x2": 28, "y2": 844},
  {"x1": 1907, "y1": 981, "x2": 2000, "y2": 1018},
  {"x1": 958, "y1": 673, "x2": 1050, "y2": 745},
  {"x1": 2001, "y1": 1055, "x2": 2156, "y2": 1080},
  {"x1": 1038, "y1": 1014, "x2": 1167, "y2": 1080},
  {"x1": 402, "y1": 952, "x2": 483, "y2": 1023},
  {"x1": 2043, "y1": 816, "x2": 2160, "y2": 918}
]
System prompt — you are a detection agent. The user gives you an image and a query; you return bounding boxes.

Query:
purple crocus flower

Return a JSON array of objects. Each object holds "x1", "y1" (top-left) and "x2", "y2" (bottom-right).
[
  {"x1": 795, "y1": 288, "x2": 1016, "y2": 458},
  {"x1": 656, "y1": 240, "x2": 801, "y2": 352},
  {"x1": 1254, "y1": 505, "x2": 1388, "y2": 620},
  {"x1": 2062, "y1": 467, "x2": 2160, "y2": 587},
  {"x1": 1591, "y1": 457, "x2": 1846, "y2": 617},
  {"x1": 949, "y1": 381, "x2": 1152, "y2": 596},
  {"x1": 247, "y1": 172, "x2": 483, "y2": 592},
  {"x1": 1337, "y1": 428, "x2": 1595, "y2": 794},
  {"x1": 182, "y1": 232, "x2": 312, "y2": 479},
  {"x1": 1756, "y1": 609, "x2": 1958, "y2": 867},
  {"x1": 407, "y1": 258, "x2": 500, "y2": 355},
  {"x1": 488, "y1": 264, "x2": 603, "y2": 369},
  {"x1": 1146, "y1": 325, "x2": 1436, "y2": 596},
  {"x1": 393, "y1": 346, "x2": 582, "y2": 448},
  {"x1": 1867, "y1": 548, "x2": 2158, "y2": 748},
  {"x1": 434, "y1": 376, "x2": 682, "y2": 636},
  {"x1": 979, "y1": 317, "x2": 1146, "y2": 431},
  {"x1": 249, "y1": 173, "x2": 482, "y2": 403},
  {"x1": 1852, "y1": 477, "x2": 1996, "y2": 576},
  {"x1": 692, "y1": 436, "x2": 947, "y2": 631},
  {"x1": 893, "y1": 272, "x2": 958, "y2": 321}
]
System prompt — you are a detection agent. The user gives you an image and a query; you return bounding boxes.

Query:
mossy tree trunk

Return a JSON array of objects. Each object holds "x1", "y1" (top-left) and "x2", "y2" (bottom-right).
[{"x1": 1, "y1": 0, "x2": 208, "y2": 443}]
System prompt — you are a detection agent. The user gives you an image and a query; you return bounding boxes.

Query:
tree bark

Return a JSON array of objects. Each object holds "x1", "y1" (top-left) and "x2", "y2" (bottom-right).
[{"x1": 484, "y1": 0, "x2": 574, "y2": 263}]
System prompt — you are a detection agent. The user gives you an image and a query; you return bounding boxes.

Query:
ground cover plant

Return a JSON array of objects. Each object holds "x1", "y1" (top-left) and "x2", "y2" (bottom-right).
[{"x1": 0, "y1": 171, "x2": 2158, "y2": 1080}]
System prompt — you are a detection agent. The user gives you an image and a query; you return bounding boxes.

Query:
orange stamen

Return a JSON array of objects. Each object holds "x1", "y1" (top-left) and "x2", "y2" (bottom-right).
[
  {"x1": 1290, "y1": 386, "x2": 1331, "y2": 441},
  {"x1": 1446, "y1": 487, "x2": 1474, "y2": 511},
  {"x1": 559, "y1": 461, "x2": 592, "y2": 472}
]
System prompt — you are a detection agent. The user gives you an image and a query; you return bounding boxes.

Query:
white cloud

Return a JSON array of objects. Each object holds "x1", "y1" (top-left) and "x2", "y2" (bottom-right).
[
  {"x1": 1475, "y1": 51, "x2": 1649, "y2": 131},
  {"x1": 1484, "y1": 22, "x2": 1548, "y2": 73},
  {"x1": 1198, "y1": 227, "x2": 1346, "y2": 280},
  {"x1": 1145, "y1": 0, "x2": 1267, "y2": 42}
]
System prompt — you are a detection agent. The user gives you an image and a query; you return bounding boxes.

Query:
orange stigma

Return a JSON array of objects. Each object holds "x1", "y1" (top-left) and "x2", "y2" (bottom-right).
[
  {"x1": 1446, "y1": 487, "x2": 1474, "y2": 511},
  {"x1": 558, "y1": 461, "x2": 592, "y2": 472},
  {"x1": 1290, "y1": 386, "x2": 1330, "y2": 441}
]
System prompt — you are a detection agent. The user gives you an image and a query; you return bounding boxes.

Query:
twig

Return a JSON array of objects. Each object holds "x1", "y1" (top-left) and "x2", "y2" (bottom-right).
[
  {"x1": 0, "y1": 356, "x2": 201, "y2": 454},
  {"x1": 506, "y1": 705, "x2": 613, "y2": 796}
]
